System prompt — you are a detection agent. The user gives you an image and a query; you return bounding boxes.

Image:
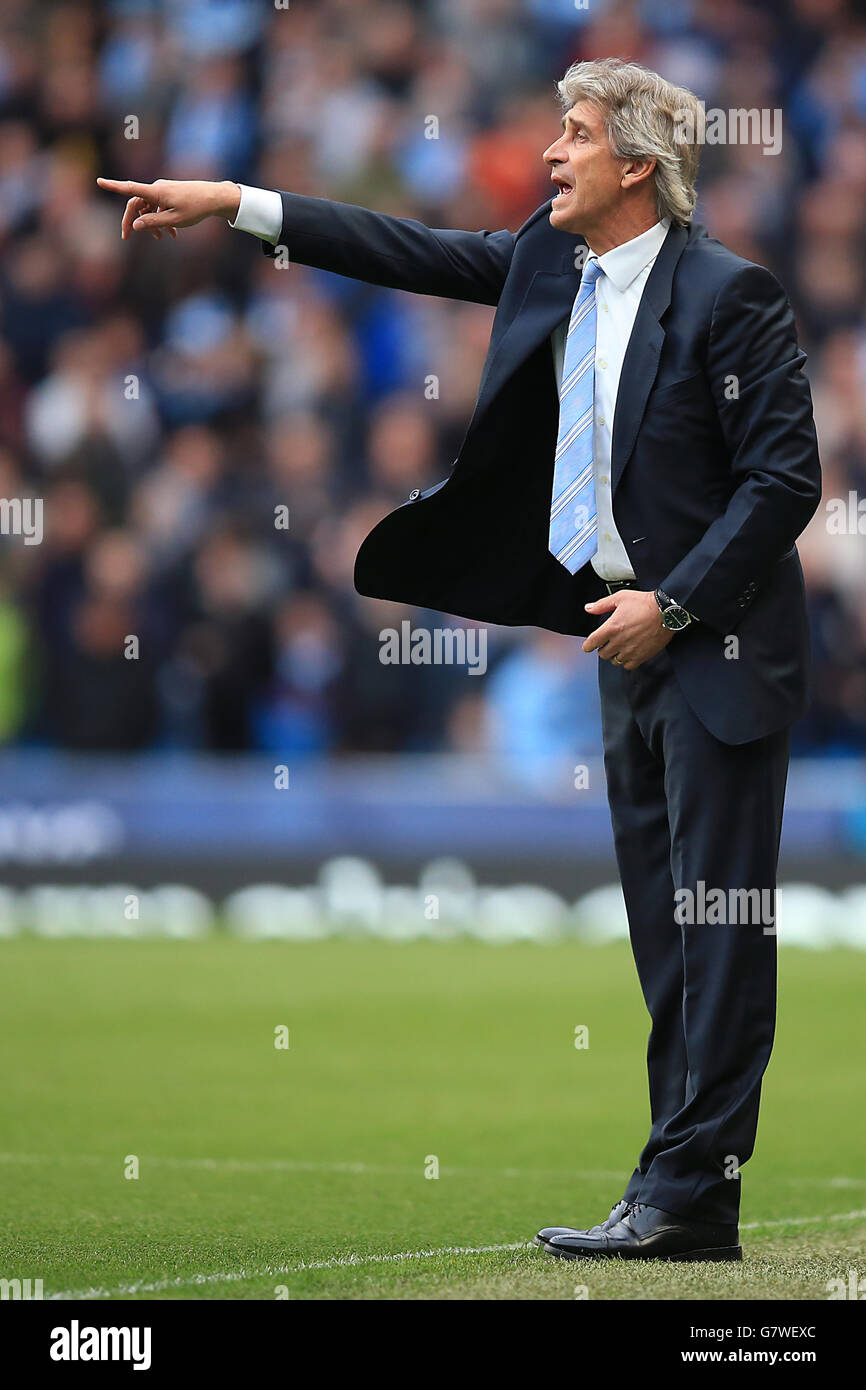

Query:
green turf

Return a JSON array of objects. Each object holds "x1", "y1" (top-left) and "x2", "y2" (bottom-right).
[{"x1": 0, "y1": 938, "x2": 863, "y2": 1300}]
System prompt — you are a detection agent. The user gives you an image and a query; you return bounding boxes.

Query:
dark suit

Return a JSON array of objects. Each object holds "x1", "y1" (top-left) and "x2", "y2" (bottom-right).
[{"x1": 265, "y1": 192, "x2": 821, "y2": 1221}]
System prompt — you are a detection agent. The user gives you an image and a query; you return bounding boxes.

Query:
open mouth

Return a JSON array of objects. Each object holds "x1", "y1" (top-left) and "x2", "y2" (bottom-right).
[{"x1": 551, "y1": 176, "x2": 574, "y2": 201}]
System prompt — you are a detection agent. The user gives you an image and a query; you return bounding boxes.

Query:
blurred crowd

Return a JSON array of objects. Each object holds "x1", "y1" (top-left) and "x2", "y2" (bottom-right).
[{"x1": 0, "y1": 0, "x2": 864, "y2": 763}]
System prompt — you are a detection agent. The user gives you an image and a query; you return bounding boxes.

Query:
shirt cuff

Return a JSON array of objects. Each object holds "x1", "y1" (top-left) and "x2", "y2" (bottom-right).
[{"x1": 228, "y1": 184, "x2": 283, "y2": 244}]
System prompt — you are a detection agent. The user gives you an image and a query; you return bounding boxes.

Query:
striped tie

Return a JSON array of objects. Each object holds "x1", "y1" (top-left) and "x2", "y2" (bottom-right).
[{"x1": 548, "y1": 258, "x2": 603, "y2": 574}]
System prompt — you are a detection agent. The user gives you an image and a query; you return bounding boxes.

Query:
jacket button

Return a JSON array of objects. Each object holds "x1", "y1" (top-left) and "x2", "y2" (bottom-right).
[{"x1": 408, "y1": 488, "x2": 421, "y2": 501}]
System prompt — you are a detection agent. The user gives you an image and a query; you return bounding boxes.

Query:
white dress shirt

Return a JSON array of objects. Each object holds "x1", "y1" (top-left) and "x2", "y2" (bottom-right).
[
  {"x1": 551, "y1": 218, "x2": 669, "y2": 580},
  {"x1": 230, "y1": 186, "x2": 669, "y2": 583},
  {"x1": 230, "y1": 183, "x2": 283, "y2": 242}
]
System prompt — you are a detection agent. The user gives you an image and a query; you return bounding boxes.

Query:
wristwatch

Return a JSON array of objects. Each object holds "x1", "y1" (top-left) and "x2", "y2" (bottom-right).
[{"x1": 655, "y1": 588, "x2": 693, "y2": 632}]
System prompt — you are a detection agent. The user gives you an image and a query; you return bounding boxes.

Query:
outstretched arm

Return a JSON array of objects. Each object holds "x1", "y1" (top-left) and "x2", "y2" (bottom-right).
[
  {"x1": 257, "y1": 188, "x2": 515, "y2": 305},
  {"x1": 96, "y1": 177, "x2": 516, "y2": 306}
]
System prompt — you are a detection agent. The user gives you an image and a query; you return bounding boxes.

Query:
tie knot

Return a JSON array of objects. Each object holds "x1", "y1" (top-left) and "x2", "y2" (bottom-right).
[{"x1": 581, "y1": 257, "x2": 602, "y2": 286}]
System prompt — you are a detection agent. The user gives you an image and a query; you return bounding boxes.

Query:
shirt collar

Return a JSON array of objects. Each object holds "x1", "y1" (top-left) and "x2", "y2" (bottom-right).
[{"x1": 588, "y1": 218, "x2": 670, "y2": 292}]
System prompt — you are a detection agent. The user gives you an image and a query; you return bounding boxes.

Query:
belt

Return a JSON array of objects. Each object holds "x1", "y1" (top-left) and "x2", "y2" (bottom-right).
[{"x1": 604, "y1": 579, "x2": 637, "y2": 595}]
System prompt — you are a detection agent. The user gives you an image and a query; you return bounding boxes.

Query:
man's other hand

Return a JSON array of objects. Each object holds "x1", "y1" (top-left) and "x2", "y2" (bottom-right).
[
  {"x1": 95, "y1": 178, "x2": 242, "y2": 240},
  {"x1": 583, "y1": 589, "x2": 674, "y2": 670}
]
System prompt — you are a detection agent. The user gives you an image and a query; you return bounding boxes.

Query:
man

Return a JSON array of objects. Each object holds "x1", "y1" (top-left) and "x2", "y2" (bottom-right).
[{"x1": 99, "y1": 57, "x2": 821, "y2": 1262}]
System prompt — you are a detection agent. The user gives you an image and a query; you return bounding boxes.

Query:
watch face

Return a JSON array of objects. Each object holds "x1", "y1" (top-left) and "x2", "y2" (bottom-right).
[{"x1": 661, "y1": 605, "x2": 691, "y2": 631}]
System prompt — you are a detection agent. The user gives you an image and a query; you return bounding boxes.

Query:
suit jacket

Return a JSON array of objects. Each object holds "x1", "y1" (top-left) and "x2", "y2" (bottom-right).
[{"x1": 265, "y1": 193, "x2": 822, "y2": 745}]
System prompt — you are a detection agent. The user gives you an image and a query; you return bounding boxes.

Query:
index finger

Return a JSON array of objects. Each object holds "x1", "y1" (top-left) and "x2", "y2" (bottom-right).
[{"x1": 97, "y1": 178, "x2": 157, "y2": 198}]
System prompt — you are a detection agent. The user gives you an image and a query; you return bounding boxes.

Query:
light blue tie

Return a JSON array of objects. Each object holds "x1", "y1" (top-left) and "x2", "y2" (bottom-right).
[{"x1": 549, "y1": 258, "x2": 603, "y2": 574}]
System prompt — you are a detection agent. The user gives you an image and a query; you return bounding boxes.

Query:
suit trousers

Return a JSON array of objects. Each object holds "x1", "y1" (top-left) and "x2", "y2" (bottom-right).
[{"x1": 598, "y1": 645, "x2": 790, "y2": 1224}]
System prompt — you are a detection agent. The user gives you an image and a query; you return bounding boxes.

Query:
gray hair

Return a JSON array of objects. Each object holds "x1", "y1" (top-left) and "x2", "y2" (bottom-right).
[{"x1": 556, "y1": 58, "x2": 702, "y2": 225}]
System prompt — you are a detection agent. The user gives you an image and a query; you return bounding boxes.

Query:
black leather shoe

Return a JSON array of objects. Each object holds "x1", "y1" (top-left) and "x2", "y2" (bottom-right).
[
  {"x1": 543, "y1": 1202, "x2": 741, "y2": 1261},
  {"x1": 533, "y1": 1197, "x2": 631, "y2": 1248}
]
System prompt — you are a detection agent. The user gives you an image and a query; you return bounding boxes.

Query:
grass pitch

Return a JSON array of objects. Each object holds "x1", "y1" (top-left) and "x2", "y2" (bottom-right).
[{"x1": 0, "y1": 937, "x2": 864, "y2": 1300}]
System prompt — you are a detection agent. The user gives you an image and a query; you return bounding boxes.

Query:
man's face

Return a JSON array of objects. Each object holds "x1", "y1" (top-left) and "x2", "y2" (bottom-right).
[{"x1": 543, "y1": 101, "x2": 626, "y2": 235}]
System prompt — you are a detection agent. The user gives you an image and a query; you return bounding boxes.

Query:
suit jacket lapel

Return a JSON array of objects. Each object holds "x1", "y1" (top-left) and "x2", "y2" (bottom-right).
[
  {"x1": 476, "y1": 260, "x2": 583, "y2": 407},
  {"x1": 470, "y1": 218, "x2": 691, "y2": 493},
  {"x1": 610, "y1": 222, "x2": 688, "y2": 495}
]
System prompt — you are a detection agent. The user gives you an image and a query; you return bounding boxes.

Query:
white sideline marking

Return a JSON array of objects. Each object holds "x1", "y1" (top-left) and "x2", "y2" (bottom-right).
[
  {"x1": 740, "y1": 1209, "x2": 866, "y2": 1230},
  {"x1": 3, "y1": 1152, "x2": 866, "y2": 1187},
  {"x1": 50, "y1": 1243, "x2": 531, "y2": 1301},
  {"x1": 0, "y1": 1152, "x2": 625, "y2": 1181},
  {"x1": 47, "y1": 1209, "x2": 866, "y2": 1302}
]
